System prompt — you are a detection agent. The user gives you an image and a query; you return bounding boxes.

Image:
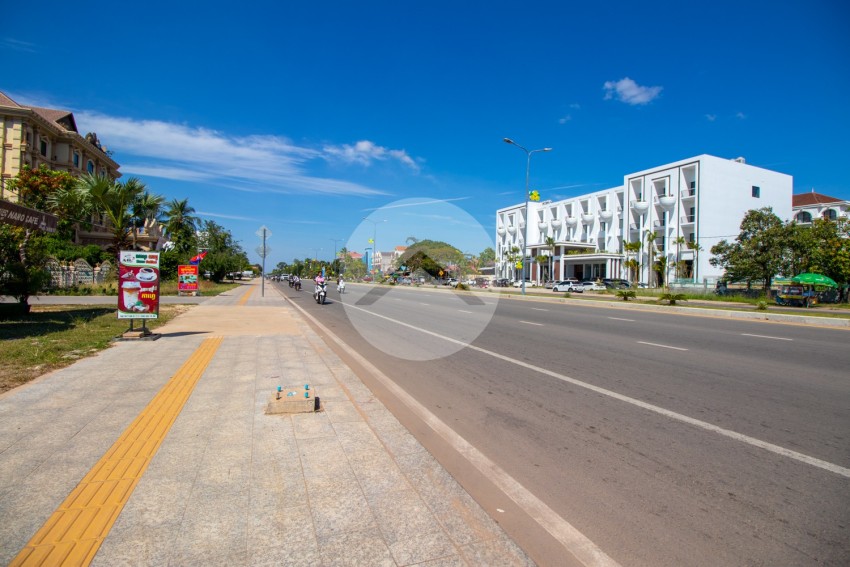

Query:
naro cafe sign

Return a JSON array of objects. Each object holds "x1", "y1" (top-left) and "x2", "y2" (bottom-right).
[
  {"x1": 0, "y1": 200, "x2": 58, "y2": 233},
  {"x1": 118, "y1": 251, "x2": 161, "y2": 319}
]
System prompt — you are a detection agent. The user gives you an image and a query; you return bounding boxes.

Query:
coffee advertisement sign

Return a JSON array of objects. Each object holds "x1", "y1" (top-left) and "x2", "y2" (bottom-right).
[{"x1": 118, "y1": 251, "x2": 160, "y2": 319}]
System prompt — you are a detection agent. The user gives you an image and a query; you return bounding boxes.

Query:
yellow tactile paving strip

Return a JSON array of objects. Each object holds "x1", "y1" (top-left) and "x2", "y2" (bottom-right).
[
  {"x1": 237, "y1": 286, "x2": 254, "y2": 305},
  {"x1": 11, "y1": 337, "x2": 223, "y2": 567}
]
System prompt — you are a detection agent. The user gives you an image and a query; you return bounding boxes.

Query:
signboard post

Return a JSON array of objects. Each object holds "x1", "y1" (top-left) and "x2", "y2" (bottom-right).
[
  {"x1": 118, "y1": 250, "x2": 161, "y2": 338},
  {"x1": 178, "y1": 265, "x2": 200, "y2": 296}
]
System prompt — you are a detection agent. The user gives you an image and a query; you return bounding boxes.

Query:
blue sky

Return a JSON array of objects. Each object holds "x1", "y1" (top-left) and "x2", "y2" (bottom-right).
[{"x1": 4, "y1": 1, "x2": 849, "y2": 268}]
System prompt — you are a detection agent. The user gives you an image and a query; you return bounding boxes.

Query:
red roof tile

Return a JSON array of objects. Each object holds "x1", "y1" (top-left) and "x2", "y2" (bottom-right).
[{"x1": 792, "y1": 192, "x2": 844, "y2": 207}]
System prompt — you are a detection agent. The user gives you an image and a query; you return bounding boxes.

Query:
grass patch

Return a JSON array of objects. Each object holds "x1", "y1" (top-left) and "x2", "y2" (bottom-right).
[{"x1": 0, "y1": 304, "x2": 191, "y2": 394}]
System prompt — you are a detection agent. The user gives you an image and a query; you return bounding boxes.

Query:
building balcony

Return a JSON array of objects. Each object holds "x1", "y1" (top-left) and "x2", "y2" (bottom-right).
[
  {"x1": 497, "y1": 227, "x2": 506, "y2": 236},
  {"x1": 656, "y1": 195, "x2": 677, "y2": 209},
  {"x1": 507, "y1": 226, "x2": 517, "y2": 234},
  {"x1": 550, "y1": 218, "x2": 563, "y2": 228},
  {"x1": 565, "y1": 216, "x2": 578, "y2": 227},
  {"x1": 599, "y1": 210, "x2": 614, "y2": 221},
  {"x1": 538, "y1": 221, "x2": 548, "y2": 231},
  {"x1": 630, "y1": 200, "x2": 649, "y2": 213},
  {"x1": 680, "y1": 215, "x2": 695, "y2": 225},
  {"x1": 629, "y1": 223, "x2": 639, "y2": 232},
  {"x1": 581, "y1": 213, "x2": 595, "y2": 223}
]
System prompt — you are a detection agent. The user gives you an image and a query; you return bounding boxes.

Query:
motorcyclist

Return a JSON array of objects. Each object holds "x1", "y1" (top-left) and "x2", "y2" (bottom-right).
[
  {"x1": 314, "y1": 273, "x2": 326, "y2": 298},
  {"x1": 292, "y1": 275, "x2": 301, "y2": 290},
  {"x1": 337, "y1": 276, "x2": 345, "y2": 293}
]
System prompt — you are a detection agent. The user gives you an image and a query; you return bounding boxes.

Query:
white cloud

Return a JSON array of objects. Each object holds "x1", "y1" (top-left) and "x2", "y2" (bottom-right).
[
  {"x1": 323, "y1": 140, "x2": 420, "y2": 172},
  {"x1": 706, "y1": 114, "x2": 717, "y2": 122},
  {"x1": 1, "y1": 38, "x2": 37, "y2": 53},
  {"x1": 603, "y1": 77, "x2": 663, "y2": 105},
  {"x1": 736, "y1": 112, "x2": 746, "y2": 119},
  {"x1": 75, "y1": 111, "x2": 393, "y2": 196},
  {"x1": 558, "y1": 115, "x2": 572, "y2": 124}
]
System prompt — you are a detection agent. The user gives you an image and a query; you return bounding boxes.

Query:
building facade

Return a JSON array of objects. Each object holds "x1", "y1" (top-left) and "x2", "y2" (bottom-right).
[
  {"x1": 792, "y1": 191, "x2": 849, "y2": 225},
  {"x1": 496, "y1": 154, "x2": 793, "y2": 286},
  {"x1": 0, "y1": 92, "x2": 167, "y2": 249},
  {"x1": 1, "y1": 92, "x2": 120, "y2": 200}
]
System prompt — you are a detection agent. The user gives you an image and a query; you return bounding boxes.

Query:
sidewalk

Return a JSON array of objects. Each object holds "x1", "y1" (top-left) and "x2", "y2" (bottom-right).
[{"x1": 0, "y1": 280, "x2": 533, "y2": 566}]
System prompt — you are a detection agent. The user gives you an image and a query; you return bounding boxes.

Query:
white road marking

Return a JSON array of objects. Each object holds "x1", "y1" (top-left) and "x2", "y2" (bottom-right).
[
  {"x1": 637, "y1": 341, "x2": 689, "y2": 351},
  {"x1": 741, "y1": 333, "x2": 793, "y2": 341},
  {"x1": 532, "y1": 307, "x2": 549, "y2": 312},
  {"x1": 289, "y1": 300, "x2": 621, "y2": 567},
  {"x1": 458, "y1": 310, "x2": 473, "y2": 314},
  {"x1": 343, "y1": 302, "x2": 850, "y2": 480},
  {"x1": 608, "y1": 317, "x2": 635, "y2": 322},
  {"x1": 520, "y1": 320, "x2": 543, "y2": 326}
]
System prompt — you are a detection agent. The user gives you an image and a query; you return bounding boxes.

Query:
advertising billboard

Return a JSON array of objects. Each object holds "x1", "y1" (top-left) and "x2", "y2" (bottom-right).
[
  {"x1": 178, "y1": 265, "x2": 199, "y2": 294},
  {"x1": 118, "y1": 250, "x2": 160, "y2": 319}
]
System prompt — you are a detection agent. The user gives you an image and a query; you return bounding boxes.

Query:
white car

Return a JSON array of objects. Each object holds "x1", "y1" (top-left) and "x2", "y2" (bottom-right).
[
  {"x1": 511, "y1": 280, "x2": 537, "y2": 288},
  {"x1": 580, "y1": 281, "x2": 607, "y2": 291},
  {"x1": 552, "y1": 280, "x2": 582, "y2": 292}
]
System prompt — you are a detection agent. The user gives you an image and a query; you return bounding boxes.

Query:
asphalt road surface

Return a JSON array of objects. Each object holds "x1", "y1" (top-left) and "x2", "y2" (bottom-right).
[{"x1": 279, "y1": 281, "x2": 849, "y2": 566}]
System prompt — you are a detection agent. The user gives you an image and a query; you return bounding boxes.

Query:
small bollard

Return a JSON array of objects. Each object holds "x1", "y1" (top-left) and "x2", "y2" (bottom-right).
[
  {"x1": 305, "y1": 384, "x2": 310, "y2": 390},
  {"x1": 305, "y1": 391, "x2": 310, "y2": 398}
]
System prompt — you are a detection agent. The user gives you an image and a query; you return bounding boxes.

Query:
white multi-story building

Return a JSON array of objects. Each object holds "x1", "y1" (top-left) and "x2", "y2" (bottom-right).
[{"x1": 496, "y1": 154, "x2": 793, "y2": 286}]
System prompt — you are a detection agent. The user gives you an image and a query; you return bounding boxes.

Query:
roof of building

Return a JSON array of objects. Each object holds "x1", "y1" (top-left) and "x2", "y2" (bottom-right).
[
  {"x1": 793, "y1": 191, "x2": 846, "y2": 207},
  {"x1": 0, "y1": 92, "x2": 22, "y2": 107}
]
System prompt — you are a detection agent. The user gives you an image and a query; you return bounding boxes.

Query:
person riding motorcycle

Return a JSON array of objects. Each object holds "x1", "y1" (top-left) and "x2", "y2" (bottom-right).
[
  {"x1": 314, "y1": 273, "x2": 326, "y2": 297},
  {"x1": 337, "y1": 276, "x2": 346, "y2": 293},
  {"x1": 292, "y1": 275, "x2": 301, "y2": 290}
]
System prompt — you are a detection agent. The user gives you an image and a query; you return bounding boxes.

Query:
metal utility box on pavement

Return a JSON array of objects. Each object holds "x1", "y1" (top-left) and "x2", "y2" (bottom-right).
[{"x1": 265, "y1": 385, "x2": 319, "y2": 414}]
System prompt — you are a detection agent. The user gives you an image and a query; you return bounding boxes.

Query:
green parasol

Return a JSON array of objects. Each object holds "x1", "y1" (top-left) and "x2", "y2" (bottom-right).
[{"x1": 790, "y1": 273, "x2": 837, "y2": 287}]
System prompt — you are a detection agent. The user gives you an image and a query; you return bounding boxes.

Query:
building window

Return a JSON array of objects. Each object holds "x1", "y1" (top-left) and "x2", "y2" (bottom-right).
[
  {"x1": 40, "y1": 138, "x2": 48, "y2": 156},
  {"x1": 752, "y1": 186, "x2": 760, "y2": 198},
  {"x1": 73, "y1": 151, "x2": 80, "y2": 168},
  {"x1": 796, "y1": 212, "x2": 812, "y2": 223},
  {"x1": 823, "y1": 209, "x2": 837, "y2": 221},
  {"x1": 86, "y1": 160, "x2": 94, "y2": 174}
]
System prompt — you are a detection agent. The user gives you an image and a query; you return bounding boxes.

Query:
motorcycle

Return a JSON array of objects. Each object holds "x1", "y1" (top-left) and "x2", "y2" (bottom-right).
[
  {"x1": 337, "y1": 280, "x2": 346, "y2": 294},
  {"x1": 293, "y1": 278, "x2": 301, "y2": 291},
  {"x1": 314, "y1": 282, "x2": 327, "y2": 304}
]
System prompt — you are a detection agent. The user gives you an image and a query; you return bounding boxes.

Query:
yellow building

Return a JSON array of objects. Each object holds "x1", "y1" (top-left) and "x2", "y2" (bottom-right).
[
  {"x1": 0, "y1": 92, "x2": 163, "y2": 251},
  {"x1": 1, "y1": 91, "x2": 121, "y2": 200}
]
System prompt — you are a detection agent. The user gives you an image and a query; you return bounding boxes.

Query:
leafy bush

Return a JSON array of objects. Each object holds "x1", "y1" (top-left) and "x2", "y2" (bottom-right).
[
  {"x1": 616, "y1": 290, "x2": 637, "y2": 301},
  {"x1": 756, "y1": 300, "x2": 768, "y2": 311},
  {"x1": 658, "y1": 293, "x2": 687, "y2": 305},
  {"x1": 456, "y1": 283, "x2": 469, "y2": 291}
]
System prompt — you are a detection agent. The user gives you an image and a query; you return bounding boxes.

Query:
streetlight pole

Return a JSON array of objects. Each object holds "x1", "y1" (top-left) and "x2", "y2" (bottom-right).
[
  {"x1": 504, "y1": 138, "x2": 552, "y2": 295},
  {"x1": 330, "y1": 238, "x2": 342, "y2": 276},
  {"x1": 362, "y1": 218, "x2": 386, "y2": 276}
]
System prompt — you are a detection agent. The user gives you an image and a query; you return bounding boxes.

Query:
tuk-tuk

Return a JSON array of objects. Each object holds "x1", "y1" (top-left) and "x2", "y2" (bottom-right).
[{"x1": 775, "y1": 284, "x2": 816, "y2": 307}]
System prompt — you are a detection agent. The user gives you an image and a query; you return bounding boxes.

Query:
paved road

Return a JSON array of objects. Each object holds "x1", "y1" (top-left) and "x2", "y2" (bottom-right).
[{"x1": 280, "y1": 281, "x2": 850, "y2": 566}]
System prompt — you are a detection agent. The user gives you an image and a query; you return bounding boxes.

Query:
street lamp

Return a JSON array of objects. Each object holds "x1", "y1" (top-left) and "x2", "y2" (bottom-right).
[
  {"x1": 504, "y1": 138, "x2": 552, "y2": 295},
  {"x1": 330, "y1": 238, "x2": 343, "y2": 275},
  {"x1": 362, "y1": 217, "x2": 386, "y2": 275}
]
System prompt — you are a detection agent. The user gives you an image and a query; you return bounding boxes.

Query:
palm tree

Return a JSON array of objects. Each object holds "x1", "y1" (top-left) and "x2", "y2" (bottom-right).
[
  {"x1": 623, "y1": 241, "x2": 641, "y2": 285},
  {"x1": 544, "y1": 236, "x2": 556, "y2": 282},
  {"x1": 645, "y1": 230, "x2": 659, "y2": 287},
  {"x1": 162, "y1": 198, "x2": 199, "y2": 254},
  {"x1": 131, "y1": 191, "x2": 164, "y2": 250},
  {"x1": 673, "y1": 236, "x2": 686, "y2": 280},
  {"x1": 77, "y1": 174, "x2": 145, "y2": 257},
  {"x1": 506, "y1": 246, "x2": 521, "y2": 281}
]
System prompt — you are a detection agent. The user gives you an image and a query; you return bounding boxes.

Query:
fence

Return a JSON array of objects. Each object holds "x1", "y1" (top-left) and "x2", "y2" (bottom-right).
[{"x1": 45, "y1": 258, "x2": 113, "y2": 288}]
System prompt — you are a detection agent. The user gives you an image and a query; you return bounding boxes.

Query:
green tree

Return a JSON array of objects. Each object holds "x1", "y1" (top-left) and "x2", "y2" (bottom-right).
[
  {"x1": 478, "y1": 247, "x2": 496, "y2": 265},
  {"x1": 644, "y1": 230, "x2": 659, "y2": 287},
  {"x1": 544, "y1": 236, "x2": 556, "y2": 282},
  {"x1": 710, "y1": 207, "x2": 786, "y2": 292},
  {"x1": 77, "y1": 174, "x2": 146, "y2": 258},
  {"x1": 162, "y1": 198, "x2": 199, "y2": 254},
  {"x1": 130, "y1": 191, "x2": 164, "y2": 249},
  {"x1": 197, "y1": 220, "x2": 247, "y2": 282}
]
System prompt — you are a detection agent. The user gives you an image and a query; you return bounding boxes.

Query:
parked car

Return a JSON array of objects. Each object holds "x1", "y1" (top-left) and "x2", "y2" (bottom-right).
[
  {"x1": 543, "y1": 280, "x2": 556, "y2": 289},
  {"x1": 602, "y1": 278, "x2": 631, "y2": 289},
  {"x1": 444, "y1": 278, "x2": 459, "y2": 287},
  {"x1": 580, "y1": 281, "x2": 607, "y2": 291},
  {"x1": 552, "y1": 280, "x2": 583, "y2": 292},
  {"x1": 512, "y1": 280, "x2": 536, "y2": 288}
]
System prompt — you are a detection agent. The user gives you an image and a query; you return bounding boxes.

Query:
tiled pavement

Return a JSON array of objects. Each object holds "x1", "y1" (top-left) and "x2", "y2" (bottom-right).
[{"x1": 0, "y1": 280, "x2": 534, "y2": 566}]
